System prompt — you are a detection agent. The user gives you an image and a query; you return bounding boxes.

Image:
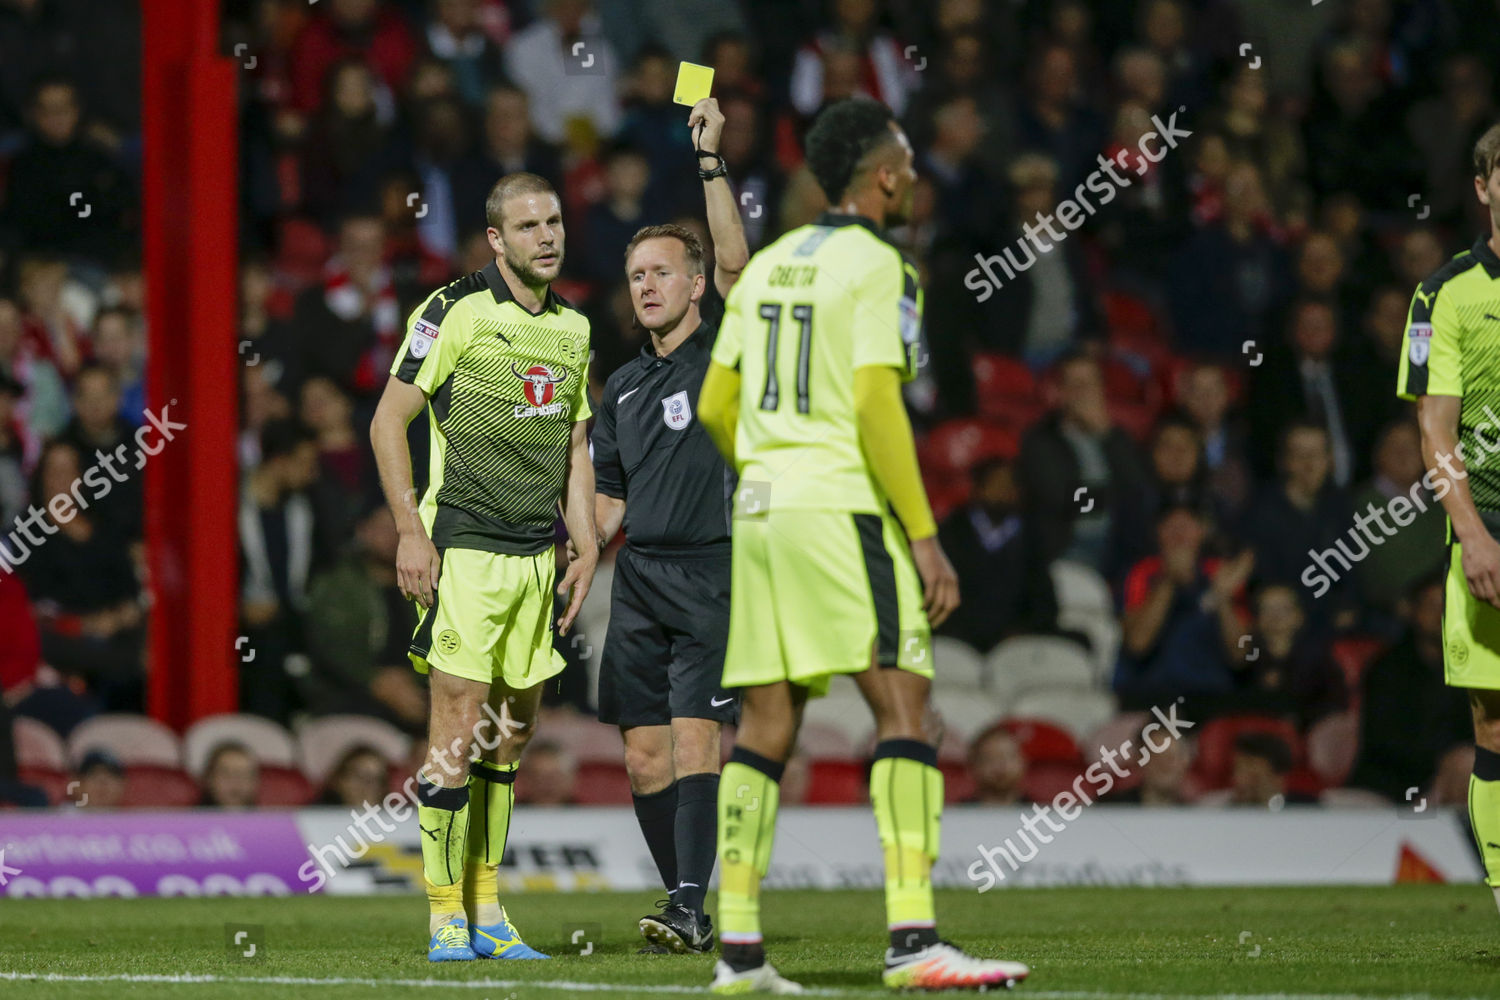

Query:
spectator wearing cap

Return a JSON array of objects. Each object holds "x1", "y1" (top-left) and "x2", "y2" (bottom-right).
[
  {"x1": 199, "y1": 742, "x2": 261, "y2": 809},
  {"x1": 1114, "y1": 504, "x2": 1252, "y2": 705},
  {"x1": 935, "y1": 457, "x2": 1056, "y2": 654},
  {"x1": 302, "y1": 503, "x2": 427, "y2": 733},
  {"x1": 1017, "y1": 351, "x2": 1151, "y2": 584},
  {"x1": 72, "y1": 748, "x2": 126, "y2": 809}
]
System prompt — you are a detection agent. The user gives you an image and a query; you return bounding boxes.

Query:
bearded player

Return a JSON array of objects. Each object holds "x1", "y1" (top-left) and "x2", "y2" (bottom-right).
[{"x1": 370, "y1": 172, "x2": 596, "y2": 962}]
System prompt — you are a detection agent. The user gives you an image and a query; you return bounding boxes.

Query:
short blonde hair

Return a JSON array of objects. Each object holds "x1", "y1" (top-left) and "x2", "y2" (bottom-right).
[{"x1": 1474, "y1": 123, "x2": 1500, "y2": 180}]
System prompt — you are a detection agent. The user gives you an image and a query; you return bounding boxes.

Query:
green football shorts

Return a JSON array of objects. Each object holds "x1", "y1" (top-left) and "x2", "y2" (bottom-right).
[
  {"x1": 1444, "y1": 540, "x2": 1500, "y2": 690},
  {"x1": 723, "y1": 509, "x2": 933, "y2": 697},
  {"x1": 409, "y1": 546, "x2": 566, "y2": 689}
]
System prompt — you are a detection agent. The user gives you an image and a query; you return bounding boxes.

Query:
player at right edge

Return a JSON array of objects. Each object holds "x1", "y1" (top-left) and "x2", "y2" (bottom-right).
[
  {"x1": 1399, "y1": 122, "x2": 1500, "y2": 917},
  {"x1": 697, "y1": 98, "x2": 1032, "y2": 993}
]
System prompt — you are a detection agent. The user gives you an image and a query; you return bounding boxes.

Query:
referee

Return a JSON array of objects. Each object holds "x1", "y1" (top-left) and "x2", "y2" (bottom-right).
[{"x1": 591, "y1": 97, "x2": 749, "y2": 954}]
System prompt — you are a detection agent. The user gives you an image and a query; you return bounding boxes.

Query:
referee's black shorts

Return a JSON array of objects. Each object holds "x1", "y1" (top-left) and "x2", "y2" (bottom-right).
[{"x1": 597, "y1": 544, "x2": 739, "y2": 727}]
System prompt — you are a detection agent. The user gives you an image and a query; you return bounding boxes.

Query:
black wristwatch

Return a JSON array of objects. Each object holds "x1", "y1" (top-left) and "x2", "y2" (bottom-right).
[{"x1": 697, "y1": 149, "x2": 728, "y2": 181}]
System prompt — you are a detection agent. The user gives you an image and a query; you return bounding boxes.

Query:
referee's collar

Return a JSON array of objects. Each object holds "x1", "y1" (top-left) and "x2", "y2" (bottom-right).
[
  {"x1": 815, "y1": 211, "x2": 885, "y2": 238},
  {"x1": 638, "y1": 320, "x2": 712, "y2": 368},
  {"x1": 482, "y1": 260, "x2": 560, "y2": 315},
  {"x1": 1472, "y1": 236, "x2": 1500, "y2": 280}
]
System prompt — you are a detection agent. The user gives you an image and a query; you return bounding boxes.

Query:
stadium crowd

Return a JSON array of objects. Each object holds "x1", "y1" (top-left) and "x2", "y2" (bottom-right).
[{"x1": 0, "y1": 0, "x2": 1488, "y2": 812}]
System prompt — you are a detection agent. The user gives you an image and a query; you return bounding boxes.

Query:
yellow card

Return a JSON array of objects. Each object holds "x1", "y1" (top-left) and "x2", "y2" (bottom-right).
[{"x1": 673, "y1": 61, "x2": 714, "y2": 107}]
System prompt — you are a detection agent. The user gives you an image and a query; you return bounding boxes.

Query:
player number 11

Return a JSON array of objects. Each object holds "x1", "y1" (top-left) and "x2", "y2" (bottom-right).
[{"x1": 758, "y1": 302, "x2": 814, "y2": 414}]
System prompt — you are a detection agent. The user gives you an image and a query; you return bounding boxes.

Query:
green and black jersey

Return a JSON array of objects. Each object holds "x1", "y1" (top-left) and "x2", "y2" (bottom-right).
[
  {"x1": 392, "y1": 260, "x2": 591, "y2": 556},
  {"x1": 1398, "y1": 237, "x2": 1500, "y2": 512}
]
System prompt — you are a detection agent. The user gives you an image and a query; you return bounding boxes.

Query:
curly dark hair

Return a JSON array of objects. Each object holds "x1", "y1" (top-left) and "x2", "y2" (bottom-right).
[{"x1": 804, "y1": 98, "x2": 897, "y2": 204}]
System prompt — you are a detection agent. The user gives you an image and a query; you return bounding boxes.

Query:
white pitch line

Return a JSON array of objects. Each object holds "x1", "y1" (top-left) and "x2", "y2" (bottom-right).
[{"x1": 0, "y1": 973, "x2": 1490, "y2": 1000}]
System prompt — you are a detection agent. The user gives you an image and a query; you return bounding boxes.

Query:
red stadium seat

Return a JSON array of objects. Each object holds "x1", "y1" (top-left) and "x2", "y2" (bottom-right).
[
  {"x1": 258, "y1": 765, "x2": 316, "y2": 807},
  {"x1": 1191, "y1": 715, "x2": 1303, "y2": 790},
  {"x1": 1306, "y1": 710, "x2": 1359, "y2": 788},
  {"x1": 1104, "y1": 292, "x2": 1169, "y2": 364},
  {"x1": 121, "y1": 765, "x2": 200, "y2": 808},
  {"x1": 805, "y1": 759, "x2": 866, "y2": 804},
  {"x1": 275, "y1": 217, "x2": 330, "y2": 286},
  {"x1": 1331, "y1": 636, "x2": 1385, "y2": 706},
  {"x1": 998, "y1": 718, "x2": 1083, "y2": 766},
  {"x1": 972, "y1": 354, "x2": 1041, "y2": 426},
  {"x1": 1106, "y1": 399, "x2": 1156, "y2": 442},
  {"x1": 572, "y1": 762, "x2": 632, "y2": 805},
  {"x1": 1022, "y1": 762, "x2": 1083, "y2": 804},
  {"x1": 921, "y1": 419, "x2": 1019, "y2": 476},
  {"x1": 1102, "y1": 357, "x2": 1151, "y2": 406},
  {"x1": 938, "y1": 760, "x2": 974, "y2": 803},
  {"x1": 1285, "y1": 766, "x2": 1325, "y2": 799},
  {"x1": 18, "y1": 766, "x2": 69, "y2": 806}
]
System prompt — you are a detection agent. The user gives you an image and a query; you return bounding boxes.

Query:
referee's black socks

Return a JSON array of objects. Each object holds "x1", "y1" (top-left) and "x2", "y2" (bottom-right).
[
  {"x1": 633, "y1": 781, "x2": 679, "y2": 898},
  {"x1": 674, "y1": 772, "x2": 720, "y2": 917}
]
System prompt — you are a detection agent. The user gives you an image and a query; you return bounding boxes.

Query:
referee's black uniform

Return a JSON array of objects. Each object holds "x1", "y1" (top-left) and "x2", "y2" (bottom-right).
[{"x1": 592, "y1": 317, "x2": 738, "y2": 726}]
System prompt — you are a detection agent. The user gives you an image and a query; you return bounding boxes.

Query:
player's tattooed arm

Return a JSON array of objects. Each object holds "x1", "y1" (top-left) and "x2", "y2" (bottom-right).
[
  {"x1": 557, "y1": 419, "x2": 598, "y2": 634},
  {"x1": 370, "y1": 376, "x2": 442, "y2": 608},
  {"x1": 690, "y1": 97, "x2": 750, "y2": 297}
]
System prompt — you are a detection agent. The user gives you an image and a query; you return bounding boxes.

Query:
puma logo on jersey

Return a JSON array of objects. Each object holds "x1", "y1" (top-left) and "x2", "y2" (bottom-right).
[{"x1": 1414, "y1": 288, "x2": 1436, "y2": 309}]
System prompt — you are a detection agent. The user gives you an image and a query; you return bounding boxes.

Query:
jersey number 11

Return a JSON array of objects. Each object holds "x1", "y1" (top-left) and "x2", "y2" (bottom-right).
[{"x1": 758, "y1": 302, "x2": 814, "y2": 414}]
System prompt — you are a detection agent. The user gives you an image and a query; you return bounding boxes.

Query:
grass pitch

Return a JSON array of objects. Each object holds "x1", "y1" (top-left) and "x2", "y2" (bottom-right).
[{"x1": 2, "y1": 886, "x2": 1497, "y2": 999}]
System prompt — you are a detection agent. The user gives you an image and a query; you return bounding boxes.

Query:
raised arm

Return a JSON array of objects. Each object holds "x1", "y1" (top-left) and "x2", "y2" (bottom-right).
[
  {"x1": 370, "y1": 376, "x2": 440, "y2": 607},
  {"x1": 689, "y1": 98, "x2": 750, "y2": 298}
]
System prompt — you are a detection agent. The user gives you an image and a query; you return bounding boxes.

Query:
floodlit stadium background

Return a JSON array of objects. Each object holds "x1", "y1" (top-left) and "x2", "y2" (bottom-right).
[{"x1": 0, "y1": 0, "x2": 1491, "y2": 895}]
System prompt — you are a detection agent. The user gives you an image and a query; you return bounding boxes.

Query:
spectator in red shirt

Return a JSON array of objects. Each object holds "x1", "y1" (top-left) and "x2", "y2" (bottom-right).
[
  {"x1": 287, "y1": 0, "x2": 417, "y2": 115},
  {"x1": 1115, "y1": 503, "x2": 1252, "y2": 705}
]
